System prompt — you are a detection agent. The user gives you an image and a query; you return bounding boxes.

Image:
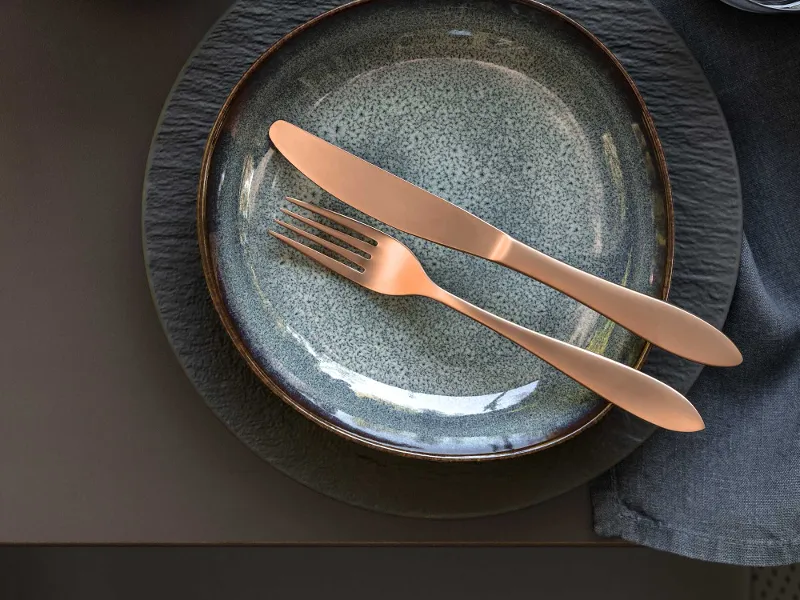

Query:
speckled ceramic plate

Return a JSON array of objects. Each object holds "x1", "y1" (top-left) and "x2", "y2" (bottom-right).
[{"x1": 198, "y1": 0, "x2": 672, "y2": 460}]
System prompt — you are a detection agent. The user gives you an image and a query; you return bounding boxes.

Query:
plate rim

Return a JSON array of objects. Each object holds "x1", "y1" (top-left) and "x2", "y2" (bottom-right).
[{"x1": 196, "y1": 0, "x2": 675, "y2": 462}]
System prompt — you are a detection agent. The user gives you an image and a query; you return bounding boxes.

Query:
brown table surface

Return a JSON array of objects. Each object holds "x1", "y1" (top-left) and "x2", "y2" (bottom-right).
[{"x1": 0, "y1": 0, "x2": 623, "y2": 544}]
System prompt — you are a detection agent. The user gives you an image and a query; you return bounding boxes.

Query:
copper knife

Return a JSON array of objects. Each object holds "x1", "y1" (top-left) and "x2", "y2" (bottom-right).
[{"x1": 269, "y1": 120, "x2": 742, "y2": 367}]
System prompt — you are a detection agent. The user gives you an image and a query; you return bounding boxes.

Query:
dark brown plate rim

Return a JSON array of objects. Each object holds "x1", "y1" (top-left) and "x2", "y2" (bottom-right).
[{"x1": 196, "y1": 0, "x2": 675, "y2": 462}]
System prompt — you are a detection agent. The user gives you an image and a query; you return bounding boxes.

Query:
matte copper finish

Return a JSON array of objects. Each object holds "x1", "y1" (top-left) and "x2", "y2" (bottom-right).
[
  {"x1": 272, "y1": 198, "x2": 705, "y2": 433},
  {"x1": 269, "y1": 120, "x2": 742, "y2": 368}
]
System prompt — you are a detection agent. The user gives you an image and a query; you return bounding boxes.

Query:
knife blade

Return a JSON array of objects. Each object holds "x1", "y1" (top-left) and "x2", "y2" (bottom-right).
[
  {"x1": 268, "y1": 120, "x2": 742, "y2": 367},
  {"x1": 269, "y1": 120, "x2": 509, "y2": 259}
]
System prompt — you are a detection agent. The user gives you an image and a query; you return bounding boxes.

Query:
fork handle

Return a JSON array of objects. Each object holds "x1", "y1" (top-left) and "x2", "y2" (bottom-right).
[
  {"x1": 426, "y1": 286, "x2": 703, "y2": 432},
  {"x1": 496, "y1": 239, "x2": 741, "y2": 367}
]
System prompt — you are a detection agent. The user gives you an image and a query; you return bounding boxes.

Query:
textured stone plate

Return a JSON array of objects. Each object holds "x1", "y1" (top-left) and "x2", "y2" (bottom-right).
[
  {"x1": 143, "y1": 0, "x2": 741, "y2": 516},
  {"x1": 198, "y1": 0, "x2": 672, "y2": 460}
]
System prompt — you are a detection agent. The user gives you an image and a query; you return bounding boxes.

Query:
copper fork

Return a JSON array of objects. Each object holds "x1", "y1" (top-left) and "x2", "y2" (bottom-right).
[{"x1": 270, "y1": 197, "x2": 704, "y2": 432}]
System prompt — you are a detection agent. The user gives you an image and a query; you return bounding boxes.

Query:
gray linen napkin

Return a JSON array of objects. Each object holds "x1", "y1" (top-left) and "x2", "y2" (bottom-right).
[{"x1": 592, "y1": 0, "x2": 800, "y2": 566}]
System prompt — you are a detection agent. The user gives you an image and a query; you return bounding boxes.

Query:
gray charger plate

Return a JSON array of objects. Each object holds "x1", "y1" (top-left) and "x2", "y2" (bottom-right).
[{"x1": 144, "y1": 0, "x2": 741, "y2": 517}]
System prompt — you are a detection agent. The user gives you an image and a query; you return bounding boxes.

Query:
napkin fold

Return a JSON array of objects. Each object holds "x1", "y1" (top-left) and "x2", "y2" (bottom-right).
[{"x1": 592, "y1": 0, "x2": 800, "y2": 566}]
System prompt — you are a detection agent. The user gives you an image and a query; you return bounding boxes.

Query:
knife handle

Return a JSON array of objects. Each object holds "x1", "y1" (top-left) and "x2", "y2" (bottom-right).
[
  {"x1": 426, "y1": 286, "x2": 703, "y2": 432},
  {"x1": 494, "y1": 238, "x2": 741, "y2": 367}
]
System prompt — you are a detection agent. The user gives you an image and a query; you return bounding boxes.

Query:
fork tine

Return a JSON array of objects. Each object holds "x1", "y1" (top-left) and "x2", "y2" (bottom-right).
[
  {"x1": 285, "y1": 197, "x2": 389, "y2": 245},
  {"x1": 279, "y1": 207, "x2": 374, "y2": 255},
  {"x1": 274, "y1": 219, "x2": 368, "y2": 268},
  {"x1": 269, "y1": 231, "x2": 364, "y2": 283}
]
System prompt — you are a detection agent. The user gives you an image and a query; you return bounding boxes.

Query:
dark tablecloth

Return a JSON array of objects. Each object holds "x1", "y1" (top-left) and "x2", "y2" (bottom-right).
[{"x1": 593, "y1": 0, "x2": 800, "y2": 566}]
